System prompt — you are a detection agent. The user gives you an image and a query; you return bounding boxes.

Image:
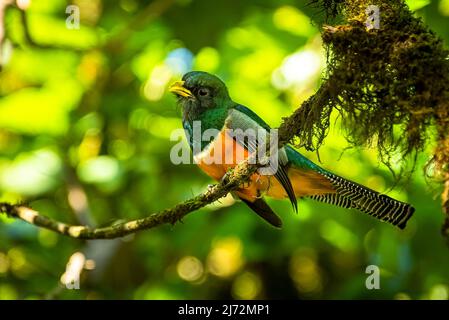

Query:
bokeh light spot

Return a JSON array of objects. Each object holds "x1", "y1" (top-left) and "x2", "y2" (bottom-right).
[
  {"x1": 177, "y1": 256, "x2": 204, "y2": 282},
  {"x1": 207, "y1": 237, "x2": 244, "y2": 278},
  {"x1": 429, "y1": 284, "x2": 449, "y2": 300},
  {"x1": 0, "y1": 284, "x2": 18, "y2": 299},
  {"x1": 194, "y1": 47, "x2": 220, "y2": 73},
  {"x1": 0, "y1": 149, "x2": 62, "y2": 196},
  {"x1": 289, "y1": 249, "x2": 323, "y2": 295},
  {"x1": 77, "y1": 156, "x2": 120, "y2": 184},
  {"x1": 440, "y1": 0, "x2": 449, "y2": 16},
  {"x1": 143, "y1": 64, "x2": 173, "y2": 101},
  {"x1": 273, "y1": 6, "x2": 314, "y2": 36},
  {"x1": 232, "y1": 272, "x2": 262, "y2": 300},
  {"x1": 165, "y1": 48, "x2": 194, "y2": 75}
]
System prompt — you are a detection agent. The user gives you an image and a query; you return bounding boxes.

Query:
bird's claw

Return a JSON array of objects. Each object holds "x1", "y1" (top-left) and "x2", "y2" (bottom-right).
[{"x1": 221, "y1": 171, "x2": 232, "y2": 185}]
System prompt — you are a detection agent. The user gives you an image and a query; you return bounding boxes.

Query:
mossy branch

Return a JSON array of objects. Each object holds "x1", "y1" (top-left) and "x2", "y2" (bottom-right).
[
  {"x1": 0, "y1": 85, "x2": 330, "y2": 240},
  {"x1": 2, "y1": 0, "x2": 449, "y2": 240},
  {"x1": 307, "y1": 0, "x2": 449, "y2": 238},
  {"x1": 0, "y1": 165, "x2": 256, "y2": 239},
  {"x1": 0, "y1": 166, "x2": 254, "y2": 239}
]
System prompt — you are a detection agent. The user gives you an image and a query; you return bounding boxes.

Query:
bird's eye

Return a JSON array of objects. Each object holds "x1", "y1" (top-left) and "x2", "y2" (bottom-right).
[{"x1": 198, "y1": 88, "x2": 210, "y2": 97}]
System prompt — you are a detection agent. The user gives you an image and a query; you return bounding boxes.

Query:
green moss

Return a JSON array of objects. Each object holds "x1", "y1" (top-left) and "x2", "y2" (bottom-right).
[
  {"x1": 297, "y1": 0, "x2": 449, "y2": 177},
  {"x1": 307, "y1": 0, "x2": 345, "y2": 21}
]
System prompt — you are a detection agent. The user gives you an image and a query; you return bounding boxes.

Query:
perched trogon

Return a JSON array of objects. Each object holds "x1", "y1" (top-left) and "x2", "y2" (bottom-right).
[{"x1": 169, "y1": 71, "x2": 414, "y2": 229}]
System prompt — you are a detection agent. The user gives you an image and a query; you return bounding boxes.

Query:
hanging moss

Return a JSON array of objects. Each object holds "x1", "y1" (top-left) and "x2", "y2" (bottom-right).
[
  {"x1": 307, "y1": 0, "x2": 346, "y2": 21},
  {"x1": 297, "y1": 0, "x2": 449, "y2": 175},
  {"x1": 295, "y1": 0, "x2": 449, "y2": 235}
]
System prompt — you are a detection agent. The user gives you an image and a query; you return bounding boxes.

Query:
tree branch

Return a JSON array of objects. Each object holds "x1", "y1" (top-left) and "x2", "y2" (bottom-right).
[
  {"x1": 0, "y1": 164, "x2": 254, "y2": 239},
  {"x1": 0, "y1": 84, "x2": 330, "y2": 240}
]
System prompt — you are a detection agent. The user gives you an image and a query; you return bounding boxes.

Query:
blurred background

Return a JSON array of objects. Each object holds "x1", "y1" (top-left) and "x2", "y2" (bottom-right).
[{"x1": 0, "y1": 0, "x2": 449, "y2": 300}]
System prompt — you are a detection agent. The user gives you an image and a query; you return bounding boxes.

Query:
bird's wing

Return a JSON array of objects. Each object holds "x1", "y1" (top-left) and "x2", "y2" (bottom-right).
[{"x1": 226, "y1": 105, "x2": 297, "y2": 211}]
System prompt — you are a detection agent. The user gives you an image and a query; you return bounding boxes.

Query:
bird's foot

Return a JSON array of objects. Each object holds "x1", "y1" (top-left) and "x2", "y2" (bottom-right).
[{"x1": 221, "y1": 171, "x2": 232, "y2": 185}]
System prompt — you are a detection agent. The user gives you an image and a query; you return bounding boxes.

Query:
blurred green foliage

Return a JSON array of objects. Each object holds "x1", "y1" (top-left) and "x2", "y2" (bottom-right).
[{"x1": 0, "y1": 0, "x2": 449, "y2": 300}]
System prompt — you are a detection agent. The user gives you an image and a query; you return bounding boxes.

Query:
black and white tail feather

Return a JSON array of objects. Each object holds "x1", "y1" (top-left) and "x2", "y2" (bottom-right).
[{"x1": 310, "y1": 172, "x2": 414, "y2": 229}]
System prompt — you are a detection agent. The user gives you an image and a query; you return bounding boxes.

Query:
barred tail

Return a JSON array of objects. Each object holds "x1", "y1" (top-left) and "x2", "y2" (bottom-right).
[{"x1": 310, "y1": 172, "x2": 414, "y2": 229}]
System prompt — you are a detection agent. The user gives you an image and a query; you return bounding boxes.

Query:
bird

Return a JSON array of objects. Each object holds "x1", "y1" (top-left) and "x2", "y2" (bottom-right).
[{"x1": 169, "y1": 71, "x2": 414, "y2": 229}]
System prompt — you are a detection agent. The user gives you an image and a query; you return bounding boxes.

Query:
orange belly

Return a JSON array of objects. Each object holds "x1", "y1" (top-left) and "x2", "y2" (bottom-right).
[{"x1": 195, "y1": 129, "x2": 335, "y2": 202}]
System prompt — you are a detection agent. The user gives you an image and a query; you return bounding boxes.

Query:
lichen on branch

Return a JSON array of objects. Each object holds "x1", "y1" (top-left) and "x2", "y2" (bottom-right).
[
  {"x1": 0, "y1": 82, "x2": 333, "y2": 240},
  {"x1": 302, "y1": 0, "x2": 449, "y2": 166},
  {"x1": 301, "y1": 0, "x2": 449, "y2": 235},
  {"x1": 1, "y1": 0, "x2": 449, "y2": 239},
  {"x1": 0, "y1": 162, "x2": 258, "y2": 239}
]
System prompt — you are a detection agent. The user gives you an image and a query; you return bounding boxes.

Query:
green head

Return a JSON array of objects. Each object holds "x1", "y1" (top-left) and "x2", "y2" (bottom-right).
[{"x1": 169, "y1": 71, "x2": 234, "y2": 126}]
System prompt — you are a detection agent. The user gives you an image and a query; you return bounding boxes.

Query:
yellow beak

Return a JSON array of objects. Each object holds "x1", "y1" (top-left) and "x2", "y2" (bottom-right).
[{"x1": 169, "y1": 81, "x2": 194, "y2": 98}]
